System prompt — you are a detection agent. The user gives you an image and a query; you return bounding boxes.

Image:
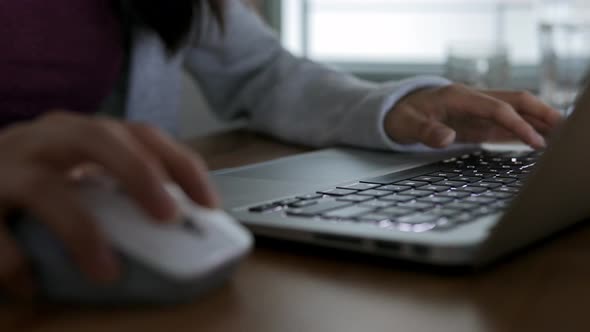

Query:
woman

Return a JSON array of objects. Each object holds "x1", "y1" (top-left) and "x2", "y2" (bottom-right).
[{"x1": 0, "y1": 0, "x2": 561, "y2": 297}]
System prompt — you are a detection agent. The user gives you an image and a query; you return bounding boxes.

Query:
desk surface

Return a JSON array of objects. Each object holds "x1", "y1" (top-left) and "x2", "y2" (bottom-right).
[{"x1": 2, "y1": 130, "x2": 590, "y2": 332}]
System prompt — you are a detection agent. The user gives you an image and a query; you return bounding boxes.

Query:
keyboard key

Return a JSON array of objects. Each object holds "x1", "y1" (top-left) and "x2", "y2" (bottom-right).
[
  {"x1": 287, "y1": 200, "x2": 352, "y2": 217},
  {"x1": 249, "y1": 203, "x2": 280, "y2": 213},
  {"x1": 483, "y1": 177, "x2": 517, "y2": 185},
  {"x1": 471, "y1": 182, "x2": 502, "y2": 189},
  {"x1": 337, "y1": 195, "x2": 373, "y2": 203},
  {"x1": 496, "y1": 186, "x2": 520, "y2": 193},
  {"x1": 403, "y1": 189, "x2": 435, "y2": 197},
  {"x1": 455, "y1": 186, "x2": 488, "y2": 194},
  {"x1": 447, "y1": 168, "x2": 467, "y2": 174},
  {"x1": 442, "y1": 157, "x2": 458, "y2": 164},
  {"x1": 429, "y1": 172, "x2": 461, "y2": 179},
  {"x1": 482, "y1": 191, "x2": 514, "y2": 199},
  {"x1": 397, "y1": 201, "x2": 434, "y2": 211},
  {"x1": 464, "y1": 196, "x2": 496, "y2": 204},
  {"x1": 397, "y1": 213, "x2": 439, "y2": 224},
  {"x1": 429, "y1": 208, "x2": 462, "y2": 218},
  {"x1": 418, "y1": 185, "x2": 452, "y2": 192},
  {"x1": 455, "y1": 176, "x2": 483, "y2": 183},
  {"x1": 437, "y1": 191, "x2": 471, "y2": 199},
  {"x1": 274, "y1": 198, "x2": 301, "y2": 206},
  {"x1": 508, "y1": 169, "x2": 525, "y2": 174},
  {"x1": 395, "y1": 180, "x2": 430, "y2": 187},
  {"x1": 414, "y1": 222, "x2": 439, "y2": 232},
  {"x1": 323, "y1": 206, "x2": 375, "y2": 219},
  {"x1": 357, "y1": 189, "x2": 392, "y2": 197},
  {"x1": 433, "y1": 219, "x2": 461, "y2": 231},
  {"x1": 445, "y1": 201, "x2": 480, "y2": 211},
  {"x1": 361, "y1": 200, "x2": 395, "y2": 209},
  {"x1": 317, "y1": 188, "x2": 358, "y2": 196},
  {"x1": 290, "y1": 200, "x2": 319, "y2": 208},
  {"x1": 338, "y1": 183, "x2": 380, "y2": 191},
  {"x1": 379, "y1": 194, "x2": 415, "y2": 203},
  {"x1": 412, "y1": 176, "x2": 445, "y2": 183},
  {"x1": 362, "y1": 171, "x2": 413, "y2": 184},
  {"x1": 435, "y1": 180, "x2": 468, "y2": 187},
  {"x1": 471, "y1": 172, "x2": 498, "y2": 178},
  {"x1": 377, "y1": 184, "x2": 412, "y2": 192},
  {"x1": 379, "y1": 206, "x2": 413, "y2": 216},
  {"x1": 297, "y1": 193, "x2": 323, "y2": 200},
  {"x1": 375, "y1": 219, "x2": 397, "y2": 229},
  {"x1": 358, "y1": 214, "x2": 391, "y2": 223},
  {"x1": 501, "y1": 173, "x2": 527, "y2": 179},
  {"x1": 418, "y1": 196, "x2": 454, "y2": 205},
  {"x1": 449, "y1": 212, "x2": 476, "y2": 224},
  {"x1": 508, "y1": 181, "x2": 526, "y2": 188}
]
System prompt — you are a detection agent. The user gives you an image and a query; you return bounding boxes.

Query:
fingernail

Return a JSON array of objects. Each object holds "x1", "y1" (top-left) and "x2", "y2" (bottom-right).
[
  {"x1": 532, "y1": 132, "x2": 547, "y2": 149},
  {"x1": 152, "y1": 185, "x2": 180, "y2": 221},
  {"x1": 432, "y1": 127, "x2": 456, "y2": 147}
]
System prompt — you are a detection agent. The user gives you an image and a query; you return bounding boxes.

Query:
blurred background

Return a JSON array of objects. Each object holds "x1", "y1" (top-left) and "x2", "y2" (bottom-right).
[{"x1": 181, "y1": 0, "x2": 590, "y2": 138}]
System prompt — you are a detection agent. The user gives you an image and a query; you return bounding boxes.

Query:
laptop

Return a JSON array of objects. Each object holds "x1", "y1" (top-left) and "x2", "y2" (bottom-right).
[{"x1": 212, "y1": 83, "x2": 590, "y2": 266}]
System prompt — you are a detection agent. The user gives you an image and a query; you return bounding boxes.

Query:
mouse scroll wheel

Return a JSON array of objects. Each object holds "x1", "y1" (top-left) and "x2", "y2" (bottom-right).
[{"x1": 181, "y1": 215, "x2": 203, "y2": 236}]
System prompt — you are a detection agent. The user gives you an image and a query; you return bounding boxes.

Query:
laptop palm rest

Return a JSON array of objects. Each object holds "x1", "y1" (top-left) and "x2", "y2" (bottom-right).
[{"x1": 213, "y1": 148, "x2": 462, "y2": 209}]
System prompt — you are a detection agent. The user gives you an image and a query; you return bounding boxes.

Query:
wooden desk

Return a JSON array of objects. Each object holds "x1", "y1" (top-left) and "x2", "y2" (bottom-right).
[{"x1": 2, "y1": 130, "x2": 590, "y2": 332}]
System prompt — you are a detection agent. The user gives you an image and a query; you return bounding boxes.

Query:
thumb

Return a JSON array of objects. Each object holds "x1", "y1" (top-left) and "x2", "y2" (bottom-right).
[
  {"x1": 419, "y1": 121, "x2": 456, "y2": 148},
  {"x1": 386, "y1": 106, "x2": 456, "y2": 148}
]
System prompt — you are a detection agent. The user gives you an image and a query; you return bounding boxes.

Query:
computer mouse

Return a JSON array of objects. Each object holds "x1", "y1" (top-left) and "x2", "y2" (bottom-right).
[{"x1": 9, "y1": 180, "x2": 253, "y2": 305}]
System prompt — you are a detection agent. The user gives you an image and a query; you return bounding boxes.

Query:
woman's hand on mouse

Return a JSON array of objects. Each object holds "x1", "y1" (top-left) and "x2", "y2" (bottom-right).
[
  {"x1": 0, "y1": 112, "x2": 219, "y2": 298},
  {"x1": 385, "y1": 84, "x2": 564, "y2": 149}
]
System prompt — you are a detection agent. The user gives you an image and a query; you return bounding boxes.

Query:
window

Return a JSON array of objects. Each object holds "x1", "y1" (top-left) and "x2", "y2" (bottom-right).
[{"x1": 279, "y1": 0, "x2": 540, "y2": 86}]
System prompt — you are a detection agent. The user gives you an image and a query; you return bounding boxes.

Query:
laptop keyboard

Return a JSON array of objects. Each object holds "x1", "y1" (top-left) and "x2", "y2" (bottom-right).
[{"x1": 247, "y1": 150, "x2": 541, "y2": 233}]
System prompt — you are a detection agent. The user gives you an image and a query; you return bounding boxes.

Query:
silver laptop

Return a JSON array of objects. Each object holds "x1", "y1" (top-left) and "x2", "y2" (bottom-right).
[{"x1": 213, "y1": 83, "x2": 590, "y2": 266}]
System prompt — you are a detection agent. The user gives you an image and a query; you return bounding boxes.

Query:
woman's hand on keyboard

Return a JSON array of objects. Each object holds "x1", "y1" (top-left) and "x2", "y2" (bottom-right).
[{"x1": 384, "y1": 84, "x2": 564, "y2": 149}]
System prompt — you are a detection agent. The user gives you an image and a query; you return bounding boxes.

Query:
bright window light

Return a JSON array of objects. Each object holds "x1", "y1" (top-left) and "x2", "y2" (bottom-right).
[{"x1": 281, "y1": 0, "x2": 539, "y2": 65}]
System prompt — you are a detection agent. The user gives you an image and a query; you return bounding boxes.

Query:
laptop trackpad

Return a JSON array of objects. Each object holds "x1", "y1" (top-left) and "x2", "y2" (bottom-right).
[{"x1": 213, "y1": 148, "x2": 460, "y2": 208}]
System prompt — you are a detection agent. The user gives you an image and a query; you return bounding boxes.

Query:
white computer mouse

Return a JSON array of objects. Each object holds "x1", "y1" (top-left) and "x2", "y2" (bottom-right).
[{"x1": 10, "y1": 180, "x2": 253, "y2": 305}]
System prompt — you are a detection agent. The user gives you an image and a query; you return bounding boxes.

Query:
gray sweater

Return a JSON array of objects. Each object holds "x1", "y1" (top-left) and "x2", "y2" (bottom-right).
[{"x1": 120, "y1": 0, "x2": 451, "y2": 151}]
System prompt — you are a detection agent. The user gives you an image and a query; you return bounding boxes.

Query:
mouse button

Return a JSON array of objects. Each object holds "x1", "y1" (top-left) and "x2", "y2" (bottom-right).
[
  {"x1": 183, "y1": 209, "x2": 253, "y2": 253},
  {"x1": 99, "y1": 215, "x2": 231, "y2": 279}
]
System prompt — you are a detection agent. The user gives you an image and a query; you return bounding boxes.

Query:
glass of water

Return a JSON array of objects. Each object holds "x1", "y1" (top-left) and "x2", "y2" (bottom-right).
[
  {"x1": 538, "y1": 0, "x2": 590, "y2": 111},
  {"x1": 444, "y1": 42, "x2": 511, "y2": 89}
]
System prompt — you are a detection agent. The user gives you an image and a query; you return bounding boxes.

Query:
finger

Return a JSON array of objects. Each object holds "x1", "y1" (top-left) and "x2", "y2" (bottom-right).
[
  {"x1": 11, "y1": 170, "x2": 120, "y2": 283},
  {"x1": 0, "y1": 224, "x2": 35, "y2": 299},
  {"x1": 483, "y1": 90, "x2": 564, "y2": 128},
  {"x1": 127, "y1": 123, "x2": 220, "y2": 209},
  {"x1": 521, "y1": 114, "x2": 553, "y2": 137},
  {"x1": 392, "y1": 105, "x2": 457, "y2": 148},
  {"x1": 39, "y1": 114, "x2": 178, "y2": 220},
  {"x1": 443, "y1": 86, "x2": 546, "y2": 149}
]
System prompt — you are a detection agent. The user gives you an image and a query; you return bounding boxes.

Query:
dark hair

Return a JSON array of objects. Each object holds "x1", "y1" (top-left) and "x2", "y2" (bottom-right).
[{"x1": 123, "y1": 0, "x2": 224, "y2": 52}]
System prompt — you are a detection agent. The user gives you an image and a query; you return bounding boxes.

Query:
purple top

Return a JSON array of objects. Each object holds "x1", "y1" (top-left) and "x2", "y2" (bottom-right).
[{"x1": 0, "y1": 0, "x2": 124, "y2": 126}]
